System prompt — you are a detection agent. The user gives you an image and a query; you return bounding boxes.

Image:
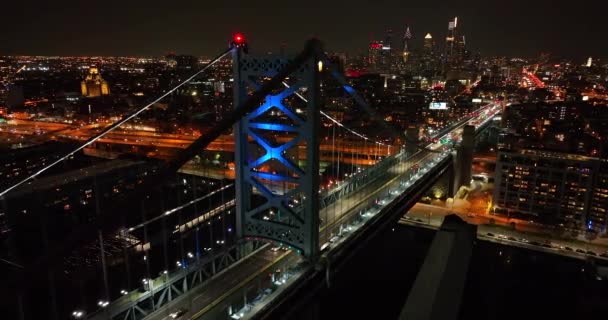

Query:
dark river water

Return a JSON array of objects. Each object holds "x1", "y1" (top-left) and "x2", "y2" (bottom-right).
[{"x1": 312, "y1": 223, "x2": 608, "y2": 320}]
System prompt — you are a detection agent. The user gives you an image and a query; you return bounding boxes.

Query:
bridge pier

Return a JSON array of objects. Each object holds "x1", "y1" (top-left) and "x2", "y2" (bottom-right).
[
  {"x1": 399, "y1": 215, "x2": 476, "y2": 320},
  {"x1": 405, "y1": 126, "x2": 420, "y2": 156},
  {"x1": 452, "y1": 125, "x2": 474, "y2": 196}
]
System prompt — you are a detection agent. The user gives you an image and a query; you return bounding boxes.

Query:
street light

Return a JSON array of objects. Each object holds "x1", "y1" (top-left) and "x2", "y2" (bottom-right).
[{"x1": 72, "y1": 310, "x2": 85, "y2": 318}]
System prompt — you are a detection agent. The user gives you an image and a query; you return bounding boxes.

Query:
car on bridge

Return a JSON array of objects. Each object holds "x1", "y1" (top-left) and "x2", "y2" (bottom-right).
[{"x1": 169, "y1": 308, "x2": 187, "y2": 319}]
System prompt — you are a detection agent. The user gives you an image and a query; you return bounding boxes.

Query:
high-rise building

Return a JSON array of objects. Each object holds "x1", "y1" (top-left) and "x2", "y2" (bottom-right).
[
  {"x1": 424, "y1": 33, "x2": 434, "y2": 52},
  {"x1": 445, "y1": 17, "x2": 466, "y2": 70},
  {"x1": 81, "y1": 67, "x2": 110, "y2": 97},
  {"x1": 384, "y1": 28, "x2": 393, "y2": 53},
  {"x1": 368, "y1": 40, "x2": 383, "y2": 72},
  {"x1": 419, "y1": 33, "x2": 439, "y2": 76},
  {"x1": 493, "y1": 149, "x2": 608, "y2": 233},
  {"x1": 380, "y1": 28, "x2": 394, "y2": 72},
  {"x1": 402, "y1": 26, "x2": 413, "y2": 63},
  {"x1": 445, "y1": 17, "x2": 458, "y2": 58}
]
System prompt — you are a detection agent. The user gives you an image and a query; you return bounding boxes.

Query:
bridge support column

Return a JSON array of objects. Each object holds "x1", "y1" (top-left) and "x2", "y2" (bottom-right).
[
  {"x1": 399, "y1": 215, "x2": 476, "y2": 320},
  {"x1": 452, "y1": 125, "x2": 474, "y2": 195},
  {"x1": 232, "y1": 41, "x2": 322, "y2": 259},
  {"x1": 405, "y1": 126, "x2": 420, "y2": 157}
]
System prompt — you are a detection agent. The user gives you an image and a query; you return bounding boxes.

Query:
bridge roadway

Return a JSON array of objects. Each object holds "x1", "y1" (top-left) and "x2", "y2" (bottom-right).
[
  {"x1": 85, "y1": 103, "x2": 501, "y2": 320},
  {"x1": 134, "y1": 151, "x2": 444, "y2": 320}
]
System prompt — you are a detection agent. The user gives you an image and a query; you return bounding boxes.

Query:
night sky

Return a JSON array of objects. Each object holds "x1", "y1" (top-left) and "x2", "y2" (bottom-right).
[{"x1": 2, "y1": 0, "x2": 606, "y2": 60}]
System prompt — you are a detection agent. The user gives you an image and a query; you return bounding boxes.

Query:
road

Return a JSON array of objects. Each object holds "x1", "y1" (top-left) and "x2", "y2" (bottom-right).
[
  {"x1": 146, "y1": 247, "x2": 298, "y2": 320},
  {"x1": 2, "y1": 119, "x2": 397, "y2": 163},
  {"x1": 403, "y1": 203, "x2": 608, "y2": 259}
]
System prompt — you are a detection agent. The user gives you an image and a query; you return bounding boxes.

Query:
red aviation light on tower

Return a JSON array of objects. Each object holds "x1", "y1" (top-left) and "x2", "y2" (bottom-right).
[
  {"x1": 233, "y1": 33, "x2": 246, "y2": 46},
  {"x1": 231, "y1": 33, "x2": 248, "y2": 52}
]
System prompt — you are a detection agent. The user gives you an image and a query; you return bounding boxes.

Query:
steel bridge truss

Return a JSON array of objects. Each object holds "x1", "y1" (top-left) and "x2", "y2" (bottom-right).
[
  {"x1": 90, "y1": 241, "x2": 264, "y2": 320},
  {"x1": 233, "y1": 49, "x2": 321, "y2": 259}
]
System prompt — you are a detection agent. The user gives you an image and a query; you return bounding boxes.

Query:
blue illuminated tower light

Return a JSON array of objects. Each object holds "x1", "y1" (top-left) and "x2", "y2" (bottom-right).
[{"x1": 232, "y1": 38, "x2": 321, "y2": 259}]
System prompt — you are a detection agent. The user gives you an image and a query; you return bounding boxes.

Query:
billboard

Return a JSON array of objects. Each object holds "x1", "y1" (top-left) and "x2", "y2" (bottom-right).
[
  {"x1": 429, "y1": 102, "x2": 448, "y2": 110},
  {"x1": 472, "y1": 98, "x2": 483, "y2": 103}
]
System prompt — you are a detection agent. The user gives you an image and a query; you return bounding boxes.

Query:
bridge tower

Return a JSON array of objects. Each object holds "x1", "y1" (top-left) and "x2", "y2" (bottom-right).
[{"x1": 232, "y1": 39, "x2": 321, "y2": 259}]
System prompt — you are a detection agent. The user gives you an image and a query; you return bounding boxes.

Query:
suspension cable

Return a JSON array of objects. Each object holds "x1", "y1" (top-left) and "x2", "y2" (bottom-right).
[
  {"x1": 281, "y1": 82, "x2": 387, "y2": 147},
  {"x1": 318, "y1": 54, "x2": 450, "y2": 154},
  {"x1": 127, "y1": 183, "x2": 234, "y2": 233},
  {"x1": 0, "y1": 47, "x2": 234, "y2": 198}
]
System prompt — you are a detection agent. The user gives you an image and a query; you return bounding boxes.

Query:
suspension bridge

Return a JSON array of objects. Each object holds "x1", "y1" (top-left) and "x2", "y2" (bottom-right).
[{"x1": 0, "y1": 35, "x2": 501, "y2": 320}]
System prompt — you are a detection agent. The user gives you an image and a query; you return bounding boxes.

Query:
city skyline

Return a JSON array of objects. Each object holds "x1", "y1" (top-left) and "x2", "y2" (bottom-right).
[
  {"x1": 2, "y1": 0, "x2": 606, "y2": 60},
  {"x1": 2, "y1": 2, "x2": 608, "y2": 319}
]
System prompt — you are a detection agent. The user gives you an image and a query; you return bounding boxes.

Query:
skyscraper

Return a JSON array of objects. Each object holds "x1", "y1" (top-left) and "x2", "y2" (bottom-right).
[
  {"x1": 368, "y1": 40, "x2": 383, "y2": 72},
  {"x1": 380, "y1": 28, "x2": 394, "y2": 72},
  {"x1": 402, "y1": 26, "x2": 413, "y2": 63},
  {"x1": 445, "y1": 17, "x2": 458, "y2": 58},
  {"x1": 424, "y1": 33, "x2": 434, "y2": 52},
  {"x1": 445, "y1": 17, "x2": 466, "y2": 70}
]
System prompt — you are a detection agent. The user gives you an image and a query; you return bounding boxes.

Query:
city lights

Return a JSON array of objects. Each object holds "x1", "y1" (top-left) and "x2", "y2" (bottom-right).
[{"x1": 1, "y1": 8, "x2": 607, "y2": 320}]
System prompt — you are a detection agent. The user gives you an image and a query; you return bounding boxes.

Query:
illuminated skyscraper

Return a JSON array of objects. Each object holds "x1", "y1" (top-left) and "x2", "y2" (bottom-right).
[
  {"x1": 368, "y1": 40, "x2": 383, "y2": 72},
  {"x1": 81, "y1": 67, "x2": 110, "y2": 97},
  {"x1": 445, "y1": 17, "x2": 466, "y2": 69},
  {"x1": 384, "y1": 28, "x2": 393, "y2": 53},
  {"x1": 380, "y1": 28, "x2": 394, "y2": 72},
  {"x1": 445, "y1": 17, "x2": 458, "y2": 58},
  {"x1": 402, "y1": 26, "x2": 413, "y2": 63},
  {"x1": 424, "y1": 33, "x2": 434, "y2": 52}
]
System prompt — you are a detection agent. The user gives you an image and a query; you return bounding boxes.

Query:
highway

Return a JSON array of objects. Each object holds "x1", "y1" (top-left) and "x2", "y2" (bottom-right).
[{"x1": 2, "y1": 119, "x2": 397, "y2": 162}]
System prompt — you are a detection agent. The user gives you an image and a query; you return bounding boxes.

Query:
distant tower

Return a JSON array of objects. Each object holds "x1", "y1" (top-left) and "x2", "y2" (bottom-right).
[
  {"x1": 423, "y1": 33, "x2": 436, "y2": 72},
  {"x1": 368, "y1": 40, "x2": 383, "y2": 72},
  {"x1": 424, "y1": 33, "x2": 434, "y2": 53},
  {"x1": 445, "y1": 17, "x2": 465, "y2": 69},
  {"x1": 384, "y1": 28, "x2": 394, "y2": 52},
  {"x1": 446, "y1": 17, "x2": 458, "y2": 58},
  {"x1": 380, "y1": 28, "x2": 394, "y2": 72},
  {"x1": 586, "y1": 57, "x2": 593, "y2": 67},
  {"x1": 81, "y1": 67, "x2": 110, "y2": 97},
  {"x1": 402, "y1": 26, "x2": 413, "y2": 63}
]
